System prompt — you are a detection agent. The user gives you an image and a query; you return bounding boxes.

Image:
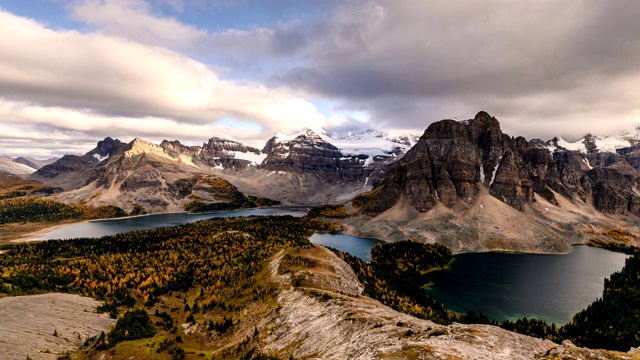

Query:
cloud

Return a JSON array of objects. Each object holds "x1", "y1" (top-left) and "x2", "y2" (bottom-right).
[
  {"x1": 290, "y1": 0, "x2": 640, "y2": 138},
  {"x1": 2, "y1": 0, "x2": 640, "y2": 158},
  {"x1": 0, "y1": 10, "x2": 327, "y2": 156},
  {"x1": 193, "y1": 0, "x2": 640, "y2": 139},
  {"x1": 68, "y1": 0, "x2": 206, "y2": 50}
]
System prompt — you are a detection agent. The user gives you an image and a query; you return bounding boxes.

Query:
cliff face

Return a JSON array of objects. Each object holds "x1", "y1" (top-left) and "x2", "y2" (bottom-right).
[
  {"x1": 161, "y1": 137, "x2": 266, "y2": 171},
  {"x1": 355, "y1": 112, "x2": 640, "y2": 218}
]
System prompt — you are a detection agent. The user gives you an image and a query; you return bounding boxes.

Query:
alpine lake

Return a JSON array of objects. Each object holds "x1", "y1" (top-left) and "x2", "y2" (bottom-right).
[{"x1": 31, "y1": 207, "x2": 629, "y2": 325}]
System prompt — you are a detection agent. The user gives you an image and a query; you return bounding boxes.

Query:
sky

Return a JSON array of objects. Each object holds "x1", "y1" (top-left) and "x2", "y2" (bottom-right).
[{"x1": 0, "y1": 0, "x2": 639, "y2": 157}]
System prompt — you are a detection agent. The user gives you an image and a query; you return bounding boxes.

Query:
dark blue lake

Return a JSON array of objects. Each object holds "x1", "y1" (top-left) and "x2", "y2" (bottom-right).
[
  {"x1": 425, "y1": 246, "x2": 629, "y2": 324},
  {"x1": 31, "y1": 207, "x2": 308, "y2": 240},
  {"x1": 306, "y1": 238, "x2": 628, "y2": 324}
]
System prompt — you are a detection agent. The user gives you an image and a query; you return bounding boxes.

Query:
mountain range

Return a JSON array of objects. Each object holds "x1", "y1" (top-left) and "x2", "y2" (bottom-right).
[
  {"x1": 15, "y1": 128, "x2": 415, "y2": 211},
  {"x1": 0, "y1": 156, "x2": 57, "y2": 175},
  {"x1": 4, "y1": 111, "x2": 640, "y2": 254}
]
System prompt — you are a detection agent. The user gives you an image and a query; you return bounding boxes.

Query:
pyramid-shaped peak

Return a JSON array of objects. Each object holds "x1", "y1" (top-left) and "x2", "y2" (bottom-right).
[
  {"x1": 128, "y1": 137, "x2": 162, "y2": 151},
  {"x1": 300, "y1": 127, "x2": 327, "y2": 137}
]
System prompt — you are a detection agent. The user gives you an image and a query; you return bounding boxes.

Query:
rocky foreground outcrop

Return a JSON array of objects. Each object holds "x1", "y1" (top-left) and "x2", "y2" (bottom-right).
[{"x1": 0, "y1": 293, "x2": 115, "y2": 360}]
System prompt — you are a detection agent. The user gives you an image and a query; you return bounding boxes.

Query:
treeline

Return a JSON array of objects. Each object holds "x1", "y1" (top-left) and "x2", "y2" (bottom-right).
[
  {"x1": 0, "y1": 196, "x2": 127, "y2": 224},
  {"x1": 177, "y1": 176, "x2": 280, "y2": 213},
  {"x1": 588, "y1": 237, "x2": 640, "y2": 254},
  {"x1": 587, "y1": 227, "x2": 640, "y2": 254},
  {"x1": 95, "y1": 309, "x2": 156, "y2": 350},
  {"x1": 307, "y1": 204, "x2": 349, "y2": 219},
  {"x1": 183, "y1": 195, "x2": 280, "y2": 213},
  {"x1": 561, "y1": 254, "x2": 640, "y2": 350}
]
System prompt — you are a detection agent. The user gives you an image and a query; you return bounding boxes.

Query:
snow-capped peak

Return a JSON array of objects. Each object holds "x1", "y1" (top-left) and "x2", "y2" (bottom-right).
[
  {"x1": 267, "y1": 127, "x2": 418, "y2": 167},
  {"x1": 273, "y1": 127, "x2": 328, "y2": 142},
  {"x1": 547, "y1": 130, "x2": 640, "y2": 154}
]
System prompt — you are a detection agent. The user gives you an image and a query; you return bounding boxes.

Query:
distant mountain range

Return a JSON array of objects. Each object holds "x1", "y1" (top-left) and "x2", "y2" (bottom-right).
[
  {"x1": 0, "y1": 156, "x2": 57, "y2": 175},
  {"x1": 15, "y1": 128, "x2": 416, "y2": 211}
]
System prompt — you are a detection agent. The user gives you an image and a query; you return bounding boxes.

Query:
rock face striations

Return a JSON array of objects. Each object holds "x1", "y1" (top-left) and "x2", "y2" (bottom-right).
[{"x1": 355, "y1": 111, "x2": 640, "y2": 218}]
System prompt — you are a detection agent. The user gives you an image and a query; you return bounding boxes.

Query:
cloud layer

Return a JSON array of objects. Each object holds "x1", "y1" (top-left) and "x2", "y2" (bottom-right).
[
  {"x1": 1, "y1": 0, "x2": 639, "y2": 157},
  {"x1": 0, "y1": 8, "x2": 328, "y2": 156},
  {"x1": 265, "y1": 0, "x2": 640, "y2": 138}
]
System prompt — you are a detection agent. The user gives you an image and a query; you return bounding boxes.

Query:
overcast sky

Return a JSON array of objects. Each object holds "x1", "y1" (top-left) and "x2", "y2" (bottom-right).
[{"x1": 1, "y1": 0, "x2": 639, "y2": 157}]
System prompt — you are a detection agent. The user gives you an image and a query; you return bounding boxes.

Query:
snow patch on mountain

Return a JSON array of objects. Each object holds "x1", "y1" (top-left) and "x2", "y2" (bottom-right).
[
  {"x1": 228, "y1": 150, "x2": 267, "y2": 165},
  {"x1": 589, "y1": 135, "x2": 635, "y2": 152},
  {"x1": 92, "y1": 153, "x2": 109, "y2": 162},
  {"x1": 554, "y1": 137, "x2": 587, "y2": 152},
  {"x1": 331, "y1": 129, "x2": 416, "y2": 159}
]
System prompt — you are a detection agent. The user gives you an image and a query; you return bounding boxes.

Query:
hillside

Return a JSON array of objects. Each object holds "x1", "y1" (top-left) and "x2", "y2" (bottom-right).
[
  {"x1": 0, "y1": 156, "x2": 37, "y2": 175},
  {"x1": 0, "y1": 173, "x2": 61, "y2": 199}
]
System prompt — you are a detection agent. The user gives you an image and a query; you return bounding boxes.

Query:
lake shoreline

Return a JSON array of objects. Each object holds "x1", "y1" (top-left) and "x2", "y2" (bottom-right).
[{"x1": 12, "y1": 206, "x2": 310, "y2": 242}]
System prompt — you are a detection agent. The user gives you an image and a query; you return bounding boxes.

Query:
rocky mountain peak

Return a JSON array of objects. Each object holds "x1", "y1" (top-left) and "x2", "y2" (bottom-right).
[
  {"x1": 126, "y1": 137, "x2": 165, "y2": 157},
  {"x1": 582, "y1": 134, "x2": 598, "y2": 153},
  {"x1": 95, "y1": 137, "x2": 124, "y2": 155},
  {"x1": 204, "y1": 136, "x2": 262, "y2": 155},
  {"x1": 87, "y1": 137, "x2": 126, "y2": 162},
  {"x1": 353, "y1": 112, "x2": 640, "y2": 218},
  {"x1": 471, "y1": 110, "x2": 500, "y2": 127},
  {"x1": 298, "y1": 127, "x2": 325, "y2": 140}
]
